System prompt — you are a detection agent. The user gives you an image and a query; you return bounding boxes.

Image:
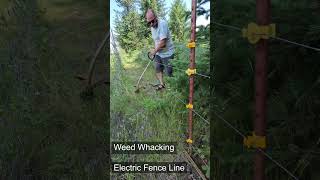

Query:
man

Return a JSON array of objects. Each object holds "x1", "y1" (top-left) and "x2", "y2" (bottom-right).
[{"x1": 146, "y1": 9, "x2": 175, "y2": 90}]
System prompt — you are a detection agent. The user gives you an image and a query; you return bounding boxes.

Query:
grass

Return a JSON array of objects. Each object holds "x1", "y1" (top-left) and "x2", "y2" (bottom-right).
[{"x1": 110, "y1": 43, "x2": 210, "y2": 178}]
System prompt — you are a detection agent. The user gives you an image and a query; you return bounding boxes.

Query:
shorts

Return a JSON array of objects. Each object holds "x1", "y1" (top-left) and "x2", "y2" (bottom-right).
[{"x1": 154, "y1": 54, "x2": 174, "y2": 76}]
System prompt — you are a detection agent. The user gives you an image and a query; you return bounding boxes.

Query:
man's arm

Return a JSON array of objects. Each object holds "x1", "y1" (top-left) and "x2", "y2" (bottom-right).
[{"x1": 153, "y1": 38, "x2": 167, "y2": 54}]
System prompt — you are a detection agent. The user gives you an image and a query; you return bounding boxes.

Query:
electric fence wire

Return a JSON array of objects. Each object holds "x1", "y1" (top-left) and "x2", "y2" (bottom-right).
[
  {"x1": 212, "y1": 110, "x2": 246, "y2": 138},
  {"x1": 172, "y1": 93, "x2": 210, "y2": 125},
  {"x1": 113, "y1": 65, "x2": 299, "y2": 179},
  {"x1": 146, "y1": 58, "x2": 211, "y2": 79},
  {"x1": 258, "y1": 148, "x2": 299, "y2": 180},
  {"x1": 212, "y1": 110, "x2": 299, "y2": 180},
  {"x1": 173, "y1": 88, "x2": 298, "y2": 179},
  {"x1": 139, "y1": 44, "x2": 211, "y2": 79},
  {"x1": 213, "y1": 21, "x2": 320, "y2": 52},
  {"x1": 212, "y1": 21, "x2": 242, "y2": 31},
  {"x1": 271, "y1": 36, "x2": 320, "y2": 52}
]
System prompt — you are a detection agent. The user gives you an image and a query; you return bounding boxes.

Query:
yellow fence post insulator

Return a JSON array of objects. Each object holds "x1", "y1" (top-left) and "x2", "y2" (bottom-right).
[
  {"x1": 185, "y1": 68, "x2": 196, "y2": 76},
  {"x1": 186, "y1": 103, "x2": 193, "y2": 109},
  {"x1": 242, "y1": 22, "x2": 276, "y2": 44},
  {"x1": 243, "y1": 132, "x2": 266, "y2": 149},
  {"x1": 186, "y1": 138, "x2": 193, "y2": 144},
  {"x1": 186, "y1": 41, "x2": 196, "y2": 48}
]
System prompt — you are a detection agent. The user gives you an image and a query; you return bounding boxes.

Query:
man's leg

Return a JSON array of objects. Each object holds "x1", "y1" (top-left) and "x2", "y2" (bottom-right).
[
  {"x1": 163, "y1": 55, "x2": 174, "y2": 77},
  {"x1": 156, "y1": 72, "x2": 164, "y2": 85},
  {"x1": 154, "y1": 55, "x2": 165, "y2": 87}
]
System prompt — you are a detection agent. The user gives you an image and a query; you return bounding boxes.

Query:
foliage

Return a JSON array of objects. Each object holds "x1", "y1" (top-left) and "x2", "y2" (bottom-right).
[
  {"x1": 114, "y1": 0, "x2": 143, "y2": 52},
  {"x1": 140, "y1": 0, "x2": 166, "y2": 18}
]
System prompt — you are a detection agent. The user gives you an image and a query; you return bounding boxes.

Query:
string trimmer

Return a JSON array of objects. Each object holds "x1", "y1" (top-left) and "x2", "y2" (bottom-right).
[{"x1": 134, "y1": 52, "x2": 155, "y2": 93}]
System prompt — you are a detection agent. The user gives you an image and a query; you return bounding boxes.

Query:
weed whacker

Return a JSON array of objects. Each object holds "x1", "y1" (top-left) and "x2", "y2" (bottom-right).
[{"x1": 134, "y1": 52, "x2": 155, "y2": 93}]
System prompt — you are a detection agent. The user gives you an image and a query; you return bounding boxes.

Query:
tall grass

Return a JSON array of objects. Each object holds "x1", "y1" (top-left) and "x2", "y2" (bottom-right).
[{"x1": 110, "y1": 41, "x2": 210, "y2": 178}]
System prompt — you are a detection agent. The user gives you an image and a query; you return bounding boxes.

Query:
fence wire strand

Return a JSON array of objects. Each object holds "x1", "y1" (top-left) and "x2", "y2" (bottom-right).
[
  {"x1": 150, "y1": 59, "x2": 211, "y2": 79},
  {"x1": 212, "y1": 109, "x2": 299, "y2": 180},
  {"x1": 213, "y1": 21, "x2": 320, "y2": 52},
  {"x1": 173, "y1": 93, "x2": 209, "y2": 125}
]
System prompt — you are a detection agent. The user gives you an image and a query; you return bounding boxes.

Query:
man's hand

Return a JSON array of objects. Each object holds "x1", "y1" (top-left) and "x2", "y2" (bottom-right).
[
  {"x1": 148, "y1": 52, "x2": 155, "y2": 61},
  {"x1": 150, "y1": 49, "x2": 156, "y2": 56},
  {"x1": 148, "y1": 50, "x2": 155, "y2": 60}
]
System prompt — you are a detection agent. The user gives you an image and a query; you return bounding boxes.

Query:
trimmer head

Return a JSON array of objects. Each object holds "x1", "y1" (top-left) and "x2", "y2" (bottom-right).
[
  {"x1": 134, "y1": 88, "x2": 140, "y2": 93},
  {"x1": 133, "y1": 84, "x2": 139, "y2": 93},
  {"x1": 134, "y1": 85, "x2": 146, "y2": 93}
]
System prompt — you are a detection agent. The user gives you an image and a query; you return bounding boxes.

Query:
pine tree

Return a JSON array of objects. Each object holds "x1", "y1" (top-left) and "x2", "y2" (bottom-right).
[
  {"x1": 169, "y1": 0, "x2": 188, "y2": 42},
  {"x1": 114, "y1": 0, "x2": 142, "y2": 52},
  {"x1": 140, "y1": 0, "x2": 166, "y2": 18},
  {"x1": 156, "y1": 0, "x2": 166, "y2": 18}
]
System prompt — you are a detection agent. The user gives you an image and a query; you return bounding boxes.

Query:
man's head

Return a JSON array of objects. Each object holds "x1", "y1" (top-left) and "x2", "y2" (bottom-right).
[{"x1": 146, "y1": 9, "x2": 158, "y2": 28}]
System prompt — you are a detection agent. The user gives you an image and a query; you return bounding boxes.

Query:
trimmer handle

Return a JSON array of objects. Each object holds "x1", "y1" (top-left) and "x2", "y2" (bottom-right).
[{"x1": 147, "y1": 52, "x2": 155, "y2": 61}]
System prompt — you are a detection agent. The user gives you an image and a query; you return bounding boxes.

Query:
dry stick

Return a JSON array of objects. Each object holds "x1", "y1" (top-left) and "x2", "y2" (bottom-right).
[
  {"x1": 182, "y1": 149, "x2": 207, "y2": 180},
  {"x1": 87, "y1": 31, "x2": 110, "y2": 86}
]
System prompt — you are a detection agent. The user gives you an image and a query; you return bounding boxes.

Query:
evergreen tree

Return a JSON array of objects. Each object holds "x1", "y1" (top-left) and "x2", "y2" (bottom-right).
[
  {"x1": 140, "y1": 0, "x2": 166, "y2": 18},
  {"x1": 169, "y1": 0, "x2": 188, "y2": 42},
  {"x1": 156, "y1": 0, "x2": 166, "y2": 18},
  {"x1": 114, "y1": 0, "x2": 142, "y2": 52}
]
